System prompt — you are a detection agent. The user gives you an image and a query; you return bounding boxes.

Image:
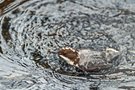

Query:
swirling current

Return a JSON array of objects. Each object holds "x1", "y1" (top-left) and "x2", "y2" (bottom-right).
[{"x1": 0, "y1": 0, "x2": 135, "y2": 90}]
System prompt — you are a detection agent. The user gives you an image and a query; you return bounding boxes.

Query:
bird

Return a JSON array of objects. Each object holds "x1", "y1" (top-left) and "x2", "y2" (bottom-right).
[{"x1": 58, "y1": 47, "x2": 119, "y2": 72}]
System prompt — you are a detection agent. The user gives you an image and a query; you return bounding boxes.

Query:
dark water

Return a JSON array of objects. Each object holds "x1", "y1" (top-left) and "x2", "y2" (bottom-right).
[{"x1": 0, "y1": 0, "x2": 135, "y2": 90}]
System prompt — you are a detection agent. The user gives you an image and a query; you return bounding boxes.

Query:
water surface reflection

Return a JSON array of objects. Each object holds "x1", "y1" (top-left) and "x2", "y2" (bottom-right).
[{"x1": 0, "y1": 0, "x2": 135, "y2": 90}]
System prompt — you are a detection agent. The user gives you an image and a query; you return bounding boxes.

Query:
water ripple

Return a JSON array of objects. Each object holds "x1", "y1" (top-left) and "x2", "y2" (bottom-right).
[{"x1": 0, "y1": 0, "x2": 135, "y2": 90}]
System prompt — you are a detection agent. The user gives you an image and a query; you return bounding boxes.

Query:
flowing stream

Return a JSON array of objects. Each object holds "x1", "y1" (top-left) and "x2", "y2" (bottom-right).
[{"x1": 0, "y1": 0, "x2": 135, "y2": 90}]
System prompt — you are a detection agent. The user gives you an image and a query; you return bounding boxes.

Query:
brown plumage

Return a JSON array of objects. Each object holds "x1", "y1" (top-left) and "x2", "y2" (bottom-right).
[{"x1": 58, "y1": 47, "x2": 119, "y2": 72}]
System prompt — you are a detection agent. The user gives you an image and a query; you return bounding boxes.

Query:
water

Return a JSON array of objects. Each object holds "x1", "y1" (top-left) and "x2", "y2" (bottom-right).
[{"x1": 0, "y1": 0, "x2": 135, "y2": 90}]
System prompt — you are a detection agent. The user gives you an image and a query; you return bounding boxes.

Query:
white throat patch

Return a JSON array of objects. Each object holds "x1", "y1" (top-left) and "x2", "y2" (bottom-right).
[{"x1": 59, "y1": 55, "x2": 74, "y2": 65}]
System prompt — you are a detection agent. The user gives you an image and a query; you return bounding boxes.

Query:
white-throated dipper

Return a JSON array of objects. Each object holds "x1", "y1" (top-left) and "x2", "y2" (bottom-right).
[{"x1": 58, "y1": 47, "x2": 119, "y2": 72}]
